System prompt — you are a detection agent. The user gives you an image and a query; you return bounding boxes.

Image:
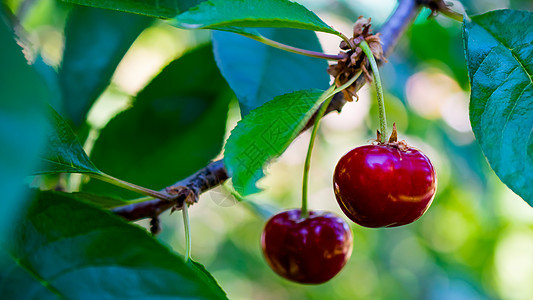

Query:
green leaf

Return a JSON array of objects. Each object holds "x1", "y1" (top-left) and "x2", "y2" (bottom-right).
[
  {"x1": 32, "y1": 55, "x2": 63, "y2": 112},
  {"x1": 172, "y1": 0, "x2": 338, "y2": 36},
  {"x1": 187, "y1": 260, "x2": 227, "y2": 296},
  {"x1": 0, "y1": 191, "x2": 227, "y2": 299},
  {"x1": 64, "y1": 0, "x2": 205, "y2": 18},
  {"x1": 224, "y1": 89, "x2": 326, "y2": 195},
  {"x1": 84, "y1": 45, "x2": 231, "y2": 197},
  {"x1": 0, "y1": 17, "x2": 49, "y2": 242},
  {"x1": 37, "y1": 107, "x2": 101, "y2": 175},
  {"x1": 212, "y1": 28, "x2": 330, "y2": 116},
  {"x1": 59, "y1": 6, "x2": 152, "y2": 125},
  {"x1": 463, "y1": 9, "x2": 533, "y2": 204}
]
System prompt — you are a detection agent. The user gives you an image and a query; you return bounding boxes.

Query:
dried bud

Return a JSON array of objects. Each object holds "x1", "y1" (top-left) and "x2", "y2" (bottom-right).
[
  {"x1": 150, "y1": 217, "x2": 161, "y2": 235},
  {"x1": 366, "y1": 34, "x2": 386, "y2": 61},
  {"x1": 327, "y1": 16, "x2": 387, "y2": 102},
  {"x1": 353, "y1": 17, "x2": 372, "y2": 37},
  {"x1": 339, "y1": 40, "x2": 350, "y2": 50},
  {"x1": 388, "y1": 123, "x2": 398, "y2": 143}
]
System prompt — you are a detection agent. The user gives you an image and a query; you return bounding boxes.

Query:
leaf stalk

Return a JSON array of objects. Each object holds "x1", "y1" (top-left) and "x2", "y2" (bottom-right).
[
  {"x1": 90, "y1": 173, "x2": 173, "y2": 201},
  {"x1": 182, "y1": 203, "x2": 192, "y2": 262},
  {"x1": 241, "y1": 33, "x2": 346, "y2": 60}
]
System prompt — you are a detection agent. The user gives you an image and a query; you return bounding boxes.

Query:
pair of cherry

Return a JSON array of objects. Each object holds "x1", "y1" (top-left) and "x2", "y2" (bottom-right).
[{"x1": 261, "y1": 143, "x2": 437, "y2": 284}]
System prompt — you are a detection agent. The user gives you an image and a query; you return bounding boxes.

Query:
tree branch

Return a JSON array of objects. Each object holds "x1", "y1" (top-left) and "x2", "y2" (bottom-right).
[{"x1": 113, "y1": 0, "x2": 424, "y2": 221}]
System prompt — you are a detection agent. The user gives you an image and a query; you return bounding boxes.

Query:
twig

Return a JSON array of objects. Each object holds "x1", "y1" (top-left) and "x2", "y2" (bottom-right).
[{"x1": 113, "y1": 0, "x2": 424, "y2": 221}]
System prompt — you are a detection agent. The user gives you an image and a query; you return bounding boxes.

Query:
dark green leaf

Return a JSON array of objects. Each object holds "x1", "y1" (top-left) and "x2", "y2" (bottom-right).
[
  {"x1": 212, "y1": 28, "x2": 330, "y2": 116},
  {"x1": 37, "y1": 107, "x2": 101, "y2": 174},
  {"x1": 59, "y1": 6, "x2": 152, "y2": 125},
  {"x1": 0, "y1": 17, "x2": 49, "y2": 242},
  {"x1": 0, "y1": 191, "x2": 227, "y2": 299},
  {"x1": 32, "y1": 55, "x2": 63, "y2": 112},
  {"x1": 172, "y1": 0, "x2": 338, "y2": 36},
  {"x1": 64, "y1": 0, "x2": 205, "y2": 18},
  {"x1": 84, "y1": 45, "x2": 231, "y2": 197},
  {"x1": 224, "y1": 89, "x2": 326, "y2": 195},
  {"x1": 187, "y1": 260, "x2": 227, "y2": 298},
  {"x1": 463, "y1": 9, "x2": 533, "y2": 204}
]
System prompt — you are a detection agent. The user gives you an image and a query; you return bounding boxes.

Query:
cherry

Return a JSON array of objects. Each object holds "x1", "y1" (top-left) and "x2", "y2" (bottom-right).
[
  {"x1": 261, "y1": 209, "x2": 352, "y2": 284},
  {"x1": 333, "y1": 144, "x2": 436, "y2": 228}
]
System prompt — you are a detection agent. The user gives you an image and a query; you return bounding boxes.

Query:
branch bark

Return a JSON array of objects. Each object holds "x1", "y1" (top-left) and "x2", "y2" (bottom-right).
[{"x1": 113, "y1": 0, "x2": 424, "y2": 221}]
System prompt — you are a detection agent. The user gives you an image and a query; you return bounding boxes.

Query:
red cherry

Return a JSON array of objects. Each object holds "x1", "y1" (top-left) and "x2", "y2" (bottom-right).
[
  {"x1": 333, "y1": 144, "x2": 436, "y2": 228},
  {"x1": 261, "y1": 209, "x2": 353, "y2": 284}
]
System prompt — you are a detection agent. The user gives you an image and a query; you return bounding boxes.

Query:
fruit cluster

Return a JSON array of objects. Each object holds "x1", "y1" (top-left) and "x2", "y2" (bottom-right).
[{"x1": 261, "y1": 137, "x2": 437, "y2": 284}]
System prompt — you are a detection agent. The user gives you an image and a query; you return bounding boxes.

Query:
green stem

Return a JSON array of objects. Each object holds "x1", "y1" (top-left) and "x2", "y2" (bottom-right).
[
  {"x1": 358, "y1": 40, "x2": 388, "y2": 141},
  {"x1": 240, "y1": 33, "x2": 345, "y2": 60},
  {"x1": 127, "y1": 196, "x2": 154, "y2": 204},
  {"x1": 182, "y1": 203, "x2": 191, "y2": 263},
  {"x1": 90, "y1": 173, "x2": 172, "y2": 201},
  {"x1": 301, "y1": 74, "x2": 361, "y2": 219},
  {"x1": 301, "y1": 96, "x2": 334, "y2": 219},
  {"x1": 441, "y1": 9, "x2": 463, "y2": 22}
]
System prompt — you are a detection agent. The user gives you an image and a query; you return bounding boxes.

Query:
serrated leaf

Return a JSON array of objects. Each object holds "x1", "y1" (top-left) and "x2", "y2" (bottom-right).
[
  {"x1": 0, "y1": 191, "x2": 227, "y2": 299},
  {"x1": 224, "y1": 89, "x2": 328, "y2": 195},
  {"x1": 463, "y1": 9, "x2": 533, "y2": 204},
  {"x1": 59, "y1": 6, "x2": 152, "y2": 125},
  {"x1": 172, "y1": 0, "x2": 338, "y2": 36},
  {"x1": 187, "y1": 260, "x2": 227, "y2": 298},
  {"x1": 37, "y1": 107, "x2": 101, "y2": 175},
  {"x1": 84, "y1": 45, "x2": 231, "y2": 198},
  {"x1": 212, "y1": 28, "x2": 330, "y2": 116},
  {"x1": 0, "y1": 16, "x2": 49, "y2": 242},
  {"x1": 63, "y1": 0, "x2": 205, "y2": 18}
]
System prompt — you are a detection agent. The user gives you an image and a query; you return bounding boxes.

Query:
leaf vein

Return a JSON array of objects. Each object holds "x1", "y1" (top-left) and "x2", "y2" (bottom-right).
[
  {"x1": 472, "y1": 47, "x2": 497, "y2": 78},
  {"x1": 7, "y1": 252, "x2": 65, "y2": 298},
  {"x1": 499, "y1": 83, "x2": 531, "y2": 156},
  {"x1": 479, "y1": 24, "x2": 533, "y2": 84}
]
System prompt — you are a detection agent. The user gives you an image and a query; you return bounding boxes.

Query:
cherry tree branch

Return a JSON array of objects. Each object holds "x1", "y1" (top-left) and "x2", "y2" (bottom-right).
[{"x1": 112, "y1": 0, "x2": 424, "y2": 221}]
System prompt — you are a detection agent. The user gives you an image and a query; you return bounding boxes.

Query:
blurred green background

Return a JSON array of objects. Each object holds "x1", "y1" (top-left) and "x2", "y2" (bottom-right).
[{"x1": 5, "y1": 0, "x2": 533, "y2": 299}]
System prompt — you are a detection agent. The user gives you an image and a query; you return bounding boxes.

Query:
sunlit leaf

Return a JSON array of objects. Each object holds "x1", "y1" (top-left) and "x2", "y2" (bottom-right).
[
  {"x1": 224, "y1": 89, "x2": 326, "y2": 195},
  {"x1": 172, "y1": 0, "x2": 338, "y2": 36},
  {"x1": 63, "y1": 0, "x2": 205, "y2": 18}
]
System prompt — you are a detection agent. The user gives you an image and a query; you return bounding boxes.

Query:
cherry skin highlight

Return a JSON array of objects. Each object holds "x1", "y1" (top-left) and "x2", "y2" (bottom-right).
[
  {"x1": 333, "y1": 144, "x2": 436, "y2": 228},
  {"x1": 261, "y1": 209, "x2": 353, "y2": 284}
]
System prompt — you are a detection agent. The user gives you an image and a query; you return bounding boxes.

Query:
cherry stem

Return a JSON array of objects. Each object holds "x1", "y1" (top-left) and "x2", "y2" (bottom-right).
[
  {"x1": 90, "y1": 173, "x2": 173, "y2": 201},
  {"x1": 440, "y1": 9, "x2": 463, "y2": 22},
  {"x1": 182, "y1": 203, "x2": 191, "y2": 263},
  {"x1": 240, "y1": 33, "x2": 346, "y2": 61},
  {"x1": 301, "y1": 73, "x2": 361, "y2": 219},
  {"x1": 358, "y1": 40, "x2": 388, "y2": 141}
]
